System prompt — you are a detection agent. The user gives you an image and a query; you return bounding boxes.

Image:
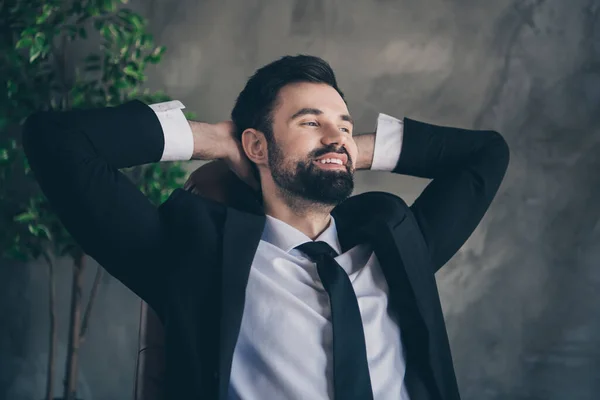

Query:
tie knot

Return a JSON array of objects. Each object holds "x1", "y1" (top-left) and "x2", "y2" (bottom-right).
[{"x1": 296, "y1": 241, "x2": 338, "y2": 261}]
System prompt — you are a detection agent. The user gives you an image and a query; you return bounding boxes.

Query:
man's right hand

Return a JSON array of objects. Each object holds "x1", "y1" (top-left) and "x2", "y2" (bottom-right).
[{"x1": 189, "y1": 120, "x2": 260, "y2": 191}]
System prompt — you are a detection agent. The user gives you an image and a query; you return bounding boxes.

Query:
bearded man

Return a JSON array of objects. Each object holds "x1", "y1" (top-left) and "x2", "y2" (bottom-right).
[{"x1": 23, "y1": 55, "x2": 509, "y2": 400}]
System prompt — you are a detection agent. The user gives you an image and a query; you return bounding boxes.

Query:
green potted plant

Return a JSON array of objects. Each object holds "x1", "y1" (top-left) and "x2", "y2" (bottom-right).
[{"x1": 0, "y1": 1, "x2": 189, "y2": 399}]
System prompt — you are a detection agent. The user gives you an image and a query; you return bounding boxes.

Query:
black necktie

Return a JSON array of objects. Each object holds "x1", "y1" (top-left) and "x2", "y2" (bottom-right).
[{"x1": 296, "y1": 241, "x2": 374, "y2": 400}]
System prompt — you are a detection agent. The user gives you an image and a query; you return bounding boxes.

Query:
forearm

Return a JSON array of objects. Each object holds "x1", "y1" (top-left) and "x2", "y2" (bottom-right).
[
  {"x1": 23, "y1": 100, "x2": 227, "y2": 172},
  {"x1": 354, "y1": 133, "x2": 375, "y2": 170},
  {"x1": 395, "y1": 118, "x2": 509, "y2": 180},
  {"x1": 400, "y1": 118, "x2": 510, "y2": 271},
  {"x1": 24, "y1": 101, "x2": 166, "y2": 173},
  {"x1": 357, "y1": 113, "x2": 510, "y2": 272},
  {"x1": 188, "y1": 120, "x2": 233, "y2": 161},
  {"x1": 22, "y1": 101, "x2": 174, "y2": 307},
  {"x1": 150, "y1": 100, "x2": 232, "y2": 162}
]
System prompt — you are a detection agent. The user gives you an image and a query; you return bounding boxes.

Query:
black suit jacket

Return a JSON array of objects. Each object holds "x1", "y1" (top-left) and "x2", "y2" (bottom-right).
[{"x1": 22, "y1": 100, "x2": 509, "y2": 400}]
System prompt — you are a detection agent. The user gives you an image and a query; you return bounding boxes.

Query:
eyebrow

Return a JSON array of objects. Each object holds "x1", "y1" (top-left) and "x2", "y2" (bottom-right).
[{"x1": 289, "y1": 107, "x2": 354, "y2": 126}]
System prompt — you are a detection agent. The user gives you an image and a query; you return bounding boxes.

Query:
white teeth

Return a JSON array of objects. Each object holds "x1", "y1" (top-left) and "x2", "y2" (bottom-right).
[{"x1": 319, "y1": 158, "x2": 343, "y2": 165}]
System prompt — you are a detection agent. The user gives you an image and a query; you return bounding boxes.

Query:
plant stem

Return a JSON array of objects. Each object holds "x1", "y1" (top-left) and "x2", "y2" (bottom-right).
[
  {"x1": 61, "y1": 32, "x2": 70, "y2": 109},
  {"x1": 42, "y1": 252, "x2": 56, "y2": 400},
  {"x1": 79, "y1": 264, "x2": 103, "y2": 343},
  {"x1": 63, "y1": 252, "x2": 85, "y2": 400}
]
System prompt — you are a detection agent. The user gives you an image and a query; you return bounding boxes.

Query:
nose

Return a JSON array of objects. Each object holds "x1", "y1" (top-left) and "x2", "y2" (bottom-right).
[{"x1": 321, "y1": 123, "x2": 347, "y2": 147}]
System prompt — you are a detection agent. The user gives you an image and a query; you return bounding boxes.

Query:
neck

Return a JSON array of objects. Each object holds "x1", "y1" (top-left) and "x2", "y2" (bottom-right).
[{"x1": 261, "y1": 183, "x2": 334, "y2": 240}]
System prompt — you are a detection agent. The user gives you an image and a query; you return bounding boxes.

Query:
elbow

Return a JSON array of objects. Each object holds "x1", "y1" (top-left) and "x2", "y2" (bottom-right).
[
  {"x1": 21, "y1": 110, "x2": 64, "y2": 178},
  {"x1": 487, "y1": 130, "x2": 511, "y2": 171},
  {"x1": 22, "y1": 111, "x2": 48, "y2": 160},
  {"x1": 480, "y1": 130, "x2": 511, "y2": 195},
  {"x1": 22, "y1": 110, "x2": 64, "y2": 164}
]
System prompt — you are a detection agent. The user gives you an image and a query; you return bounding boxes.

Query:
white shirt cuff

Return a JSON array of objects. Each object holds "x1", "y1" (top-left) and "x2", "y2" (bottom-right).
[
  {"x1": 149, "y1": 100, "x2": 194, "y2": 161},
  {"x1": 370, "y1": 113, "x2": 404, "y2": 171}
]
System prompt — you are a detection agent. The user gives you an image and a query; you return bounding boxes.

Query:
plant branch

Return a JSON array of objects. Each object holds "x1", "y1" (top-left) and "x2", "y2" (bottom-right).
[
  {"x1": 41, "y1": 250, "x2": 57, "y2": 400},
  {"x1": 79, "y1": 263, "x2": 103, "y2": 343},
  {"x1": 61, "y1": 32, "x2": 70, "y2": 109},
  {"x1": 63, "y1": 252, "x2": 85, "y2": 400}
]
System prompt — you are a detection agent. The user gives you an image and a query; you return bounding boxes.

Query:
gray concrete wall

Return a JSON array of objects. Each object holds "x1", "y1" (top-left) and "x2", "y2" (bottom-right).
[{"x1": 2, "y1": 0, "x2": 600, "y2": 399}]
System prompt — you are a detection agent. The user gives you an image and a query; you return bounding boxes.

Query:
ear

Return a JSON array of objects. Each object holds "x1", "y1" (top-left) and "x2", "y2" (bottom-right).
[{"x1": 241, "y1": 128, "x2": 268, "y2": 167}]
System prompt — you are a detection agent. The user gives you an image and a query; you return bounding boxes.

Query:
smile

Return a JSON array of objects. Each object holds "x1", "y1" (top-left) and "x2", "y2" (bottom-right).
[{"x1": 313, "y1": 160, "x2": 347, "y2": 170}]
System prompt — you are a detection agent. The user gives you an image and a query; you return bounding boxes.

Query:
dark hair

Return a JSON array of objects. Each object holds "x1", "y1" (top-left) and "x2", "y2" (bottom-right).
[{"x1": 231, "y1": 54, "x2": 345, "y2": 148}]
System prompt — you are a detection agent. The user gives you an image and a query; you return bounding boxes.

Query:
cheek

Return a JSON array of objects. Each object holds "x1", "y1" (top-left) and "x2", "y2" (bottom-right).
[
  {"x1": 290, "y1": 137, "x2": 318, "y2": 158},
  {"x1": 348, "y1": 142, "x2": 359, "y2": 163},
  {"x1": 272, "y1": 138, "x2": 311, "y2": 166}
]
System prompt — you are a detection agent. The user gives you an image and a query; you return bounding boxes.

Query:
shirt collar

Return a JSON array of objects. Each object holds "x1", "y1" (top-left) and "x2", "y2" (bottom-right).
[{"x1": 261, "y1": 215, "x2": 342, "y2": 255}]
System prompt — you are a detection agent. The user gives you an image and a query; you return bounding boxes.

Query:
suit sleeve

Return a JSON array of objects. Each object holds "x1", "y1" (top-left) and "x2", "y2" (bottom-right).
[
  {"x1": 384, "y1": 117, "x2": 510, "y2": 273},
  {"x1": 22, "y1": 100, "x2": 182, "y2": 310}
]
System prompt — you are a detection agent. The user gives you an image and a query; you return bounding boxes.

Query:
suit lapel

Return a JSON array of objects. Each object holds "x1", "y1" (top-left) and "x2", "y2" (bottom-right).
[
  {"x1": 334, "y1": 192, "x2": 450, "y2": 400},
  {"x1": 217, "y1": 207, "x2": 265, "y2": 400},
  {"x1": 383, "y1": 216, "x2": 440, "y2": 334},
  {"x1": 378, "y1": 210, "x2": 454, "y2": 400},
  {"x1": 334, "y1": 191, "x2": 444, "y2": 335}
]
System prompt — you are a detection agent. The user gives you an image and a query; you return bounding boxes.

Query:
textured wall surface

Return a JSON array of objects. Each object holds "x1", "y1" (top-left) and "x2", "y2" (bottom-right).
[{"x1": 1, "y1": 0, "x2": 600, "y2": 399}]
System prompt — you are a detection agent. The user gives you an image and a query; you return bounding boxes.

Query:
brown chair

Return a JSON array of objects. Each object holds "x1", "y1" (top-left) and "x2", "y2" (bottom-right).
[
  {"x1": 133, "y1": 161, "x2": 258, "y2": 400},
  {"x1": 133, "y1": 301, "x2": 165, "y2": 400}
]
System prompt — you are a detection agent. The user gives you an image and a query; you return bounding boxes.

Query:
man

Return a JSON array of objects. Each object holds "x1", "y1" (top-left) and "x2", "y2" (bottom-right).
[{"x1": 23, "y1": 55, "x2": 510, "y2": 400}]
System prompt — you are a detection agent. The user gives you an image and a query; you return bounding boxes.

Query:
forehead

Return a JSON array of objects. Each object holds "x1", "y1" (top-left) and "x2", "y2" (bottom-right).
[{"x1": 274, "y1": 82, "x2": 349, "y2": 118}]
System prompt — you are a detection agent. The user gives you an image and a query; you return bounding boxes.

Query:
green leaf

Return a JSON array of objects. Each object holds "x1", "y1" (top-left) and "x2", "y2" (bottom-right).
[
  {"x1": 36, "y1": 4, "x2": 54, "y2": 24},
  {"x1": 145, "y1": 46, "x2": 166, "y2": 63},
  {"x1": 123, "y1": 64, "x2": 138, "y2": 78},
  {"x1": 100, "y1": 23, "x2": 121, "y2": 40},
  {"x1": 34, "y1": 32, "x2": 46, "y2": 46},
  {"x1": 29, "y1": 48, "x2": 42, "y2": 63},
  {"x1": 101, "y1": 0, "x2": 118, "y2": 12},
  {"x1": 113, "y1": 78, "x2": 130, "y2": 89},
  {"x1": 22, "y1": 27, "x2": 37, "y2": 37},
  {"x1": 87, "y1": 5, "x2": 101, "y2": 16},
  {"x1": 140, "y1": 33, "x2": 154, "y2": 49},
  {"x1": 15, "y1": 212, "x2": 36, "y2": 222},
  {"x1": 71, "y1": 91, "x2": 86, "y2": 106},
  {"x1": 117, "y1": 9, "x2": 133, "y2": 18},
  {"x1": 16, "y1": 37, "x2": 33, "y2": 49},
  {"x1": 129, "y1": 14, "x2": 144, "y2": 30},
  {"x1": 37, "y1": 224, "x2": 53, "y2": 240}
]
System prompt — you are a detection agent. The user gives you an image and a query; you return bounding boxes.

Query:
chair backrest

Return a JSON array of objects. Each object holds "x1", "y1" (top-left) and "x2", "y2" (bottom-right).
[
  {"x1": 133, "y1": 301, "x2": 165, "y2": 400},
  {"x1": 133, "y1": 160, "x2": 249, "y2": 399}
]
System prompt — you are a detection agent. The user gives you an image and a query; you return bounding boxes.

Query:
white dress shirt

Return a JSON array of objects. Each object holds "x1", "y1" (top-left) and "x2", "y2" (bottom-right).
[{"x1": 149, "y1": 101, "x2": 409, "y2": 399}]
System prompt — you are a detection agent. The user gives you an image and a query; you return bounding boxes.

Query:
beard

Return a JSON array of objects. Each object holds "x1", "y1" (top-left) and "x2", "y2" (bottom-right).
[{"x1": 267, "y1": 139, "x2": 354, "y2": 206}]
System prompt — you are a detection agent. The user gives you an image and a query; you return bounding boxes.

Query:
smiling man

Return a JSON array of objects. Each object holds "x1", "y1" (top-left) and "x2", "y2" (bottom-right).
[
  {"x1": 23, "y1": 55, "x2": 510, "y2": 400},
  {"x1": 266, "y1": 101, "x2": 356, "y2": 207},
  {"x1": 240, "y1": 80, "x2": 360, "y2": 225}
]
